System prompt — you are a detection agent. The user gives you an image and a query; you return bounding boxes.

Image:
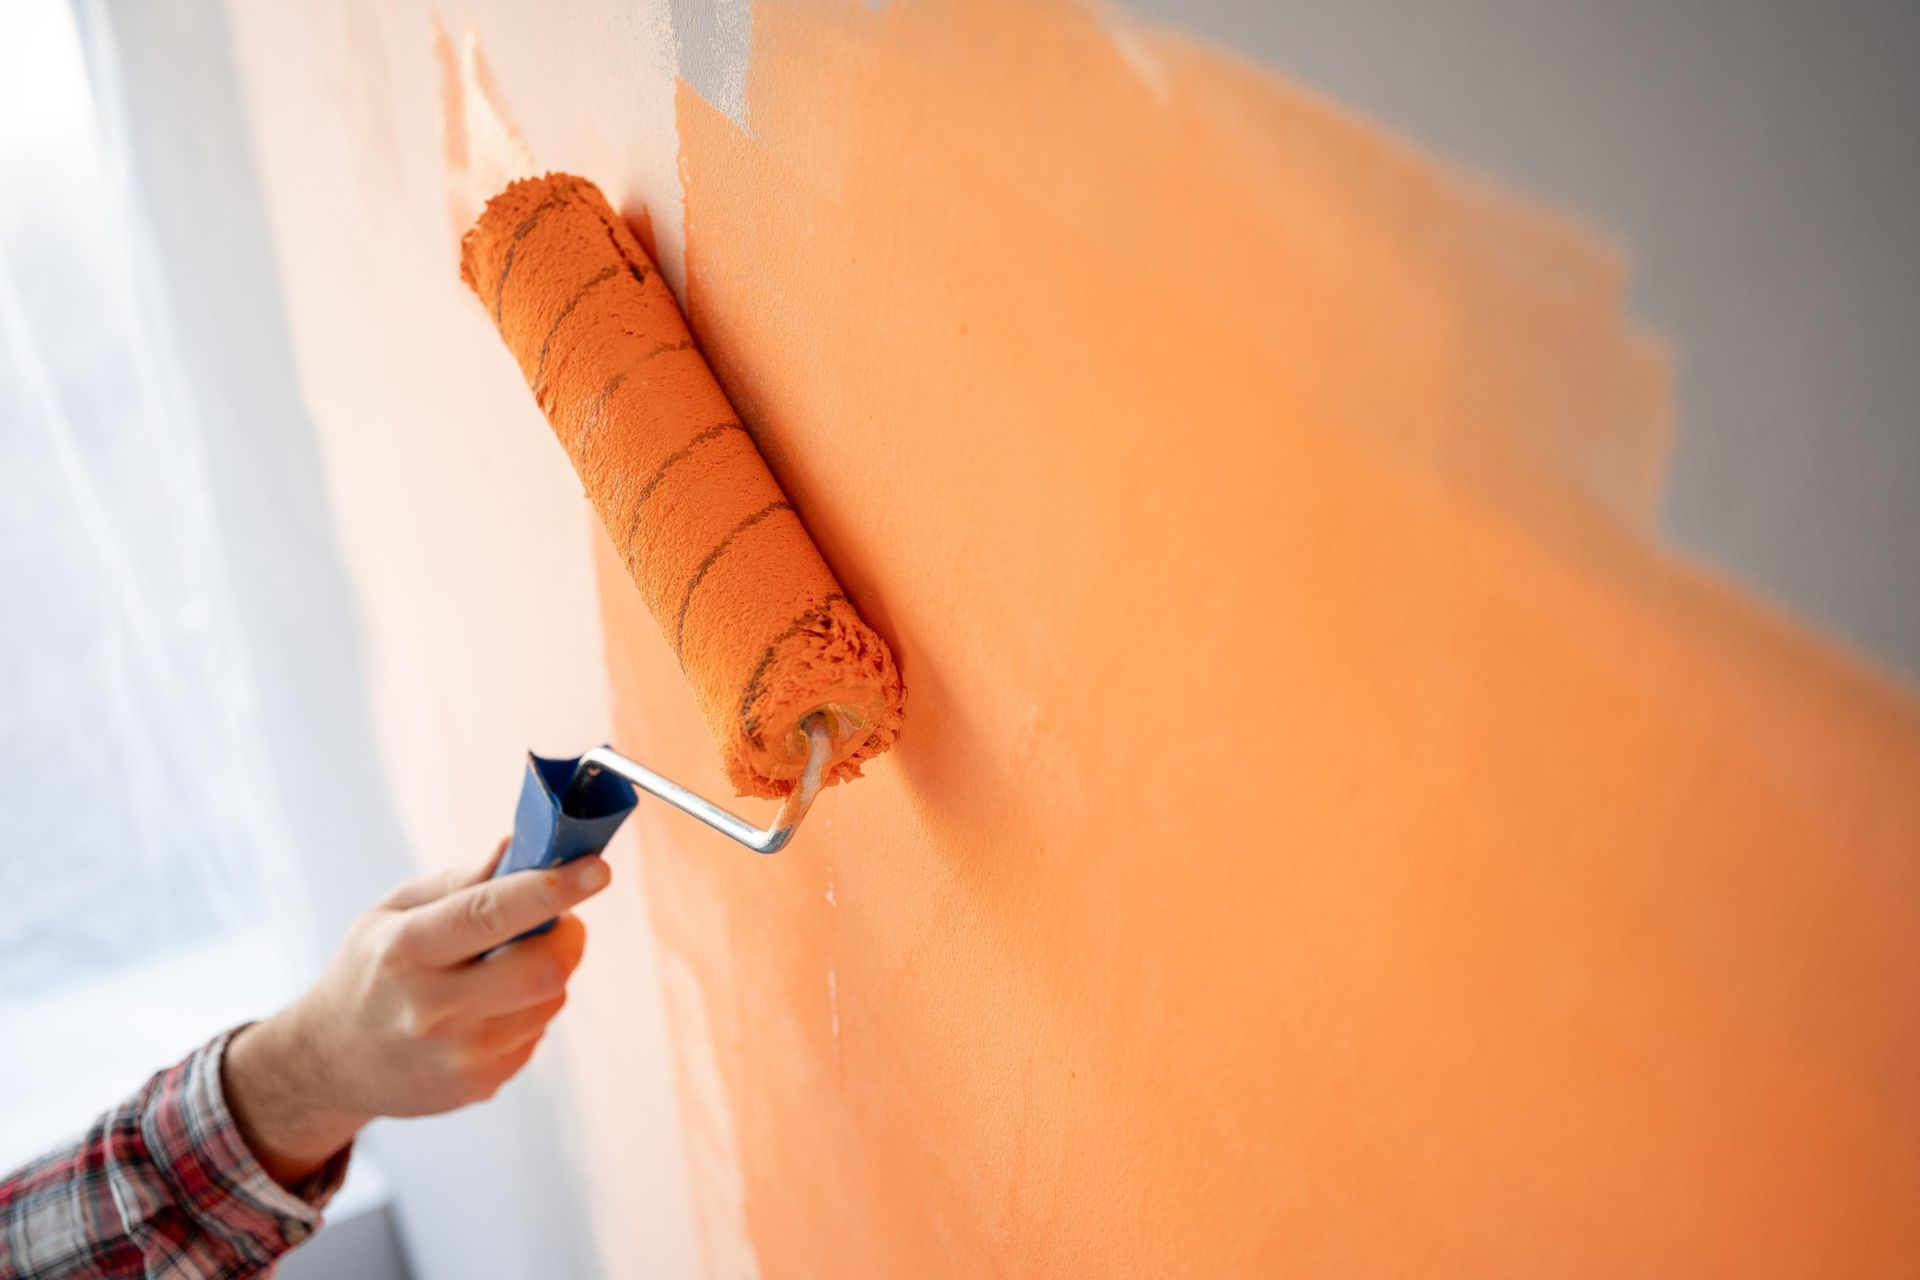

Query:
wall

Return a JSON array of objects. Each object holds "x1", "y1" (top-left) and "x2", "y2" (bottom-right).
[
  {"x1": 212, "y1": 0, "x2": 703, "y2": 1272},
  {"x1": 219, "y1": 1, "x2": 1920, "y2": 1276},
  {"x1": 88, "y1": 2, "x2": 607, "y2": 1276}
]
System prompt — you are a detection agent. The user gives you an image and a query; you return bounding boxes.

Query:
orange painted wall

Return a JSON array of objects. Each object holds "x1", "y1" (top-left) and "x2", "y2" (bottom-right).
[
  {"x1": 227, "y1": 1, "x2": 1919, "y2": 1275},
  {"x1": 614, "y1": 3, "x2": 1920, "y2": 1274}
]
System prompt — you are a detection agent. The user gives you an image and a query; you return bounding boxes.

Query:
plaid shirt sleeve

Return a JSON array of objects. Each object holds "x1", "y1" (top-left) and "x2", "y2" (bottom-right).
[{"x1": 0, "y1": 1027, "x2": 351, "y2": 1279}]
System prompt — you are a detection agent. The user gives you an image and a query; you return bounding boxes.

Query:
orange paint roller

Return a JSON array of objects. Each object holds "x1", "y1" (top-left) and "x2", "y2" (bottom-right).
[{"x1": 462, "y1": 173, "x2": 904, "y2": 860}]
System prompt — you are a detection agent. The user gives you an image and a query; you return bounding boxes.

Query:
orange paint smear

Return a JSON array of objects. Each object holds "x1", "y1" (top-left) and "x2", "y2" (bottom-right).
[
  {"x1": 462, "y1": 174, "x2": 905, "y2": 796},
  {"x1": 584, "y1": 0, "x2": 1920, "y2": 1275}
]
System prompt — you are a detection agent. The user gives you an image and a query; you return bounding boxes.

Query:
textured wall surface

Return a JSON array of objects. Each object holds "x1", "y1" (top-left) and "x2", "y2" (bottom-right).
[{"x1": 221, "y1": 2, "x2": 1920, "y2": 1276}]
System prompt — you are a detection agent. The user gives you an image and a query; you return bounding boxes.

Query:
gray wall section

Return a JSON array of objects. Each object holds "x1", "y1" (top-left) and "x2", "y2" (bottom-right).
[
  {"x1": 79, "y1": 2, "x2": 604, "y2": 1278},
  {"x1": 1124, "y1": 0, "x2": 1920, "y2": 681},
  {"x1": 672, "y1": 0, "x2": 753, "y2": 126}
]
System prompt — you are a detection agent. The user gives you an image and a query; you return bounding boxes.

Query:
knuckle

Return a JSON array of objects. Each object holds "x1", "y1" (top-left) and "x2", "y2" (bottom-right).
[
  {"x1": 393, "y1": 999, "x2": 437, "y2": 1040},
  {"x1": 446, "y1": 1035, "x2": 484, "y2": 1072},
  {"x1": 464, "y1": 888, "x2": 503, "y2": 938},
  {"x1": 376, "y1": 918, "x2": 414, "y2": 964}
]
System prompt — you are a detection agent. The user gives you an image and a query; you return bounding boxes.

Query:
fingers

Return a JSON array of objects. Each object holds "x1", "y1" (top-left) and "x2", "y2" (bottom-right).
[
  {"x1": 397, "y1": 855, "x2": 608, "y2": 966},
  {"x1": 467, "y1": 994, "x2": 568, "y2": 1059},
  {"x1": 474, "y1": 1039, "x2": 541, "y2": 1101},
  {"x1": 379, "y1": 838, "x2": 511, "y2": 911},
  {"x1": 440, "y1": 914, "x2": 587, "y2": 1017}
]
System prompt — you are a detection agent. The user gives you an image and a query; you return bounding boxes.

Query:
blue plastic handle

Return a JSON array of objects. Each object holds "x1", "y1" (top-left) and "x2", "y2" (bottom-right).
[{"x1": 494, "y1": 749, "x2": 639, "y2": 941}]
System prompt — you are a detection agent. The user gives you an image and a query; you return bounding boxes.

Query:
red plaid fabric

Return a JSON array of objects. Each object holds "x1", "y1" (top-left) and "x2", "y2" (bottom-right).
[{"x1": 0, "y1": 1028, "x2": 349, "y2": 1279}]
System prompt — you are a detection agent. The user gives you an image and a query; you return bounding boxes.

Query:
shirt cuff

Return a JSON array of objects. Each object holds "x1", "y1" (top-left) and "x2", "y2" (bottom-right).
[{"x1": 141, "y1": 1026, "x2": 352, "y2": 1260}]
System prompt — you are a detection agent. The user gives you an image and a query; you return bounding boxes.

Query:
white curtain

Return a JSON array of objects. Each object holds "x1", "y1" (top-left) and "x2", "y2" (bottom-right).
[{"x1": 0, "y1": 0, "x2": 297, "y2": 1161}]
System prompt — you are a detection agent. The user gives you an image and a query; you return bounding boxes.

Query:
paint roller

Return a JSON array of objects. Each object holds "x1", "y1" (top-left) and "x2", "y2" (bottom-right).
[{"x1": 459, "y1": 173, "x2": 905, "y2": 896}]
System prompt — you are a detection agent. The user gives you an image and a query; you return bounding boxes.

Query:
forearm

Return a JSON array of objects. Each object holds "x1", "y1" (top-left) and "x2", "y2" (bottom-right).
[
  {"x1": 0, "y1": 846, "x2": 601, "y2": 1280},
  {"x1": 224, "y1": 1008, "x2": 371, "y2": 1188},
  {"x1": 0, "y1": 1029, "x2": 349, "y2": 1280}
]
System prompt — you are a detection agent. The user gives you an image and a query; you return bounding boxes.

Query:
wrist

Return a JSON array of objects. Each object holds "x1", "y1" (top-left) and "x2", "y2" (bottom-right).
[{"x1": 224, "y1": 1006, "x2": 371, "y2": 1189}]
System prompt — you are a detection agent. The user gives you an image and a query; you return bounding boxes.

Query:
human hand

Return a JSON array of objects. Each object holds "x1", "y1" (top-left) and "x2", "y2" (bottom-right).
[{"x1": 223, "y1": 842, "x2": 611, "y2": 1186}]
